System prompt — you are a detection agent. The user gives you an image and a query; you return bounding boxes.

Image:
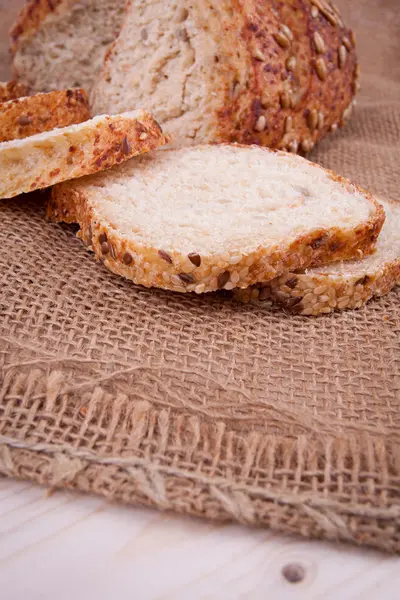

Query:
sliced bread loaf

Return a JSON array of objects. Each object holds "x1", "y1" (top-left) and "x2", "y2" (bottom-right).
[
  {"x1": 91, "y1": 0, "x2": 358, "y2": 150},
  {"x1": 0, "y1": 88, "x2": 90, "y2": 142},
  {"x1": 0, "y1": 80, "x2": 29, "y2": 102},
  {"x1": 47, "y1": 145, "x2": 384, "y2": 295},
  {"x1": 234, "y1": 199, "x2": 400, "y2": 315},
  {"x1": 0, "y1": 110, "x2": 168, "y2": 199},
  {"x1": 10, "y1": 0, "x2": 125, "y2": 93}
]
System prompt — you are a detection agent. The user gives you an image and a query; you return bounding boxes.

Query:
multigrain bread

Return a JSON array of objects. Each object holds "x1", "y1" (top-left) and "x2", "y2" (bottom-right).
[
  {"x1": 91, "y1": 0, "x2": 358, "y2": 150},
  {"x1": 0, "y1": 110, "x2": 168, "y2": 200},
  {"x1": 0, "y1": 80, "x2": 29, "y2": 102},
  {"x1": 234, "y1": 199, "x2": 400, "y2": 315},
  {"x1": 10, "y1": 0, "x2": 125, "y2": 93},
  {"x1": 47, "y1": 145, "x2": 384, "y2": 295},
  {"x1": 0, "y1": 88, "x2": 90, "y2": 142}
]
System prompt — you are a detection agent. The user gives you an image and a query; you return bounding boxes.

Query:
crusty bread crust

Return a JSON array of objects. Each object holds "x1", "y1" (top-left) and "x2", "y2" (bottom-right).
[
  {"x1": 94, "y1": 0, "x2": 358, "y2": 151},
  {"x1": 0, "y1": 80, "x2": 29, "y2": 103},
  {"x1": 0, "y1": 111, "x2": 168, "y2": 199},
  {"x1": 10, "y1": 0, "x2": 65, "y2": 54},
  {"x1": 0, "y1": 88, "x2": 90, "y2": 142},
  {"x1": 216, "y1": 0, "x2": 359, "y2": 151},
  {"x1": 47, "y1": 145, "x2": 385, "y2": 295},
  {"x1": 235, "y1": 199, "x2": 400, "y2": 315}
]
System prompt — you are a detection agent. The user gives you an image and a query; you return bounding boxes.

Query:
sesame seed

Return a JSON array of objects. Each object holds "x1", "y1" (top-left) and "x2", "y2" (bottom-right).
[
  {"x1": 313, "y1": 31, "x2": 326, "y2": 54},
  {"x1": 301, "y1": 139, "x2": 314, "y2": 153},
  {"x1": 274, "y1": 31, "x2": 290, "y2": 49},
  {"x1": 253, "y1": 47, "x2": 265, "y2": 61},
  {"x1": 314, "y1": 285, "x2": 327, "y2": 295},
  {"x1": 195, "y1": 283, "x2": 205, "y2": 294},
  {"x1": 229, "y1": 255, "x2": 242, "y2": 265},
  {"x1": 285, "y1": 116, "x2": 293, "y2": 133},
  {"x1": 315, "y1": 57, "x2": 327, "y2": 80},
  {"x1": 139, "y1": 132, "x2": 148, "y2": 140},
  {"x1": 330, "y1": 123, "x2": 338, "y2": 132},
  {"x1": 317, "y1": 111, "x2": 325, "y2": 130},
  {"x1": 281, "y1": 24, "x2": 293, "y2": 40},
  {"x1": 101, "y1": 242, "x2": 110, "y2": 255},
  {"x1": 311, "y1": 5, "x2": 319, "y2": 18},
  {"x1": 255, "y1": 115, "x2": 266, "y2": 132},
  {"x1": 286, "y1": 56, "x2": 296, "y2": 71},
  {"x1": 338, "y1": 44, "x2": 347, "y2": 68},
  {"x1": 288, "y1": 139, "x2": 298, "y2": 153},
  {"x1": 342, "y1": 36, "x2": 352, "y2": 51},
  {"x1": 307, "y1": 108, "x2": 319, "y2": 131}
]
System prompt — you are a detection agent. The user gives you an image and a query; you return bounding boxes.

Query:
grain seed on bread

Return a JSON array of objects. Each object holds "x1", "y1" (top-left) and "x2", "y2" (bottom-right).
[
  {"x1": 234, "y1": 199, "x2": 399, "y2": 316},
  {"x1": 0, "y1": 88, "x2": 90, "y2": 142},
  {"x1": 0, "y1": 110, "x2": 168, "y2": 199},
  {"x1": 47, "y1": 144, "x2": 384, "y2": 295}
]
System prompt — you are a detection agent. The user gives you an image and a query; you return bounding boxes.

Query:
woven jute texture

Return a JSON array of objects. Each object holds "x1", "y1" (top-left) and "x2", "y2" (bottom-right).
[{"x1": 0, "y1": 0, "x2": 399, "y2": 553}]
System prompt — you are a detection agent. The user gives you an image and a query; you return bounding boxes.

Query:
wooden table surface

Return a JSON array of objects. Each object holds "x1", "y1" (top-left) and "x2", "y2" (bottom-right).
[
  {"x1": 0, "y1": 2, "x2": 399, "y2": 598},
  {"x1": 1, "y1": 477, "x2": 399, "y2": 600}
]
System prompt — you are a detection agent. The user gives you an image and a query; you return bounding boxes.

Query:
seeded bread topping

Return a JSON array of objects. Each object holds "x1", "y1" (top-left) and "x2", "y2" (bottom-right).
[
  {"x1": 234, "y1": 199, "x2": 399, "y2": 315},
  {"x1": 0, "y1": 88, "x2": 90, "y2": 142},
  {"x1": 47, "y1": 144, "x2": 384, "y2": 295}
]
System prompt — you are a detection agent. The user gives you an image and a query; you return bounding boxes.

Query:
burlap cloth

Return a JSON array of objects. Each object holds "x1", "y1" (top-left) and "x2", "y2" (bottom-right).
[{"x1": 0, "y1": 0, "x2": 399, "y2": 554}]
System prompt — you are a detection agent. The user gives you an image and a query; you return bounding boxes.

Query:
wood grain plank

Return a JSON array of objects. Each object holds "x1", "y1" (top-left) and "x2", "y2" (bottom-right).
[{"x1": 0, "y1": 478, "x2": 399, "y2": 600}]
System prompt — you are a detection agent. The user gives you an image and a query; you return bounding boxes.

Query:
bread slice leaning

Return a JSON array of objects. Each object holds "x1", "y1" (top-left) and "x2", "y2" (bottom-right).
[
  {"x1": 0, "y1": 111, "x2": 168, "y2": 200},
  {"x1": 0, "y1": 81, "x2": 29, "y2": 103},
  {"x1": 234, "y1": 199, "x2": 400, "y2": 315},
  {"x1": 0, "y1": 88, "x2": 90, "y2": 142},
  {"x1": 47, "y1": 145, "x2": 384, "y2": 295}
]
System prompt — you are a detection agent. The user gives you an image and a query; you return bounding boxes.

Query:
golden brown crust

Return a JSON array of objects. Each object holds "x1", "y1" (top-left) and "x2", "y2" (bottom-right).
[
  {"x1": 215, "y1": 0, "x2": 358, "y2": 152},
  {"x1": 0, "y1": 88, "x2": 90, "y2": 142},
  {"x1": 0, "y1": 111, "x2": 168, "y2": 199},
  {"x1": 47, "y1": 146, "x2": 384, "y2": 295},
  {"x1": 235, "y1": 260, "x2": 400, "y2": 315},
  {"x1": 0, "y1": 81, "x2": 29, "y2": 103},
  {"x1": 9, "y1": 0, "x2": 65, "y2": 55}
]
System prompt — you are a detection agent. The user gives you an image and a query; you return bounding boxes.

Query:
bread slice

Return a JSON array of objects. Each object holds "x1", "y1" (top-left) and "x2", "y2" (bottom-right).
[
  {"x1": 0, "y1": 110, "x2": 168, "y2": 200},
  {"x1": 91, "y1": 0, "x2": 358, "y2": 150},
  {"x1": 0, "y1": 88, "x2": 90, "y2": 142},
  {"x1": 10, "y1": 0, "x2": 125, "y2": 93},
  {"x1": 0, "y1": 80, "x2": 29, "y2": 103},
  {"x1": 47, "y1": 145, "x2": 384, "y2": 295},
  {"x1": 234, "y1": 199, "x2": 400, "y2": 315}
]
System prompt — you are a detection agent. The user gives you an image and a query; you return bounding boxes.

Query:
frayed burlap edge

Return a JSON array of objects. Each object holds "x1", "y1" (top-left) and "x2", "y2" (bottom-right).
[{"x1": 0, "y1": 369, "x2": 399, "y2": 554}]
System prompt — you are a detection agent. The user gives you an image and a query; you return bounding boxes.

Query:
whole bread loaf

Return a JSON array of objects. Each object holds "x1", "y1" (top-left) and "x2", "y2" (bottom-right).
[
  {"x1": 235, "y1": 199, "x2": 400, "y2": 315},
  {"x1": 91, "y1": 0, "x2": 359, "y2": 150},
  {"x1": 0, "y1": 88, "x2": 90, "y2": 142},
  {"x1": 47, "y1": 145, "x2": 384, "y2": 295},
  {"x1": 10, "y1": 0, "x2": 125, "y2": 93}
]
